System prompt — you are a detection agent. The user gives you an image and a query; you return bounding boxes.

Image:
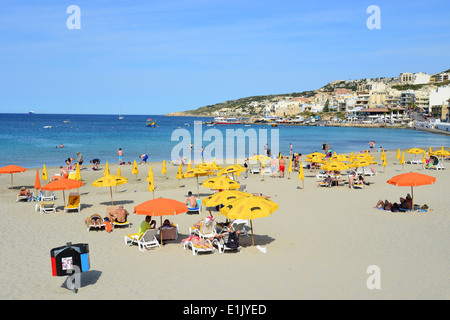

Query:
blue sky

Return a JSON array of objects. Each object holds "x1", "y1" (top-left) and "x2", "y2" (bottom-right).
[{"x1": 1, "y1": 0, "x2": 449, "y2": 115}]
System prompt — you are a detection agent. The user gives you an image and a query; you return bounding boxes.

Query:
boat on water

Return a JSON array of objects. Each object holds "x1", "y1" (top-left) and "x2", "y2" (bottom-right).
[
  {"x1": 63, "y1": 120, "x2": 70, "y2": 124},
  {"x1": 146, "y1": 118, "x2": 156, "y2": 127},
  {"x1": 29, "y1": 110, "x2": 35, "y2": 114},
  {"x1": 43, "y1": 126, "x2": 52, "y2": 129},
  {"x1": 119, "y1": 115, "x2": 124, "y2": 120},
  {"x1": 213, "y1": 117, "x2": 242, "y2": 124}
]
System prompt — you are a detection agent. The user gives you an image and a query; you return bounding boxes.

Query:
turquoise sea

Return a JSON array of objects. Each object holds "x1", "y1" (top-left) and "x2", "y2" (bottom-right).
[{"x1": 0, "y1": 113, "x2": 449, "y2": 168}]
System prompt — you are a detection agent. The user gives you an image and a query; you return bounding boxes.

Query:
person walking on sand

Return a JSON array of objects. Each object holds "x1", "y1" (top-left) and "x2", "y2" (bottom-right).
[
  {"x1": 77, "y1": 152, "x2": 83, "y2": 169},
  {"x1": 289, "y1": 143, "x2": 293, "y2": 156},
  {"x1": 279, "y1": 156, "x2": 286, "y2": 178},
  {"x1": 118, "y1": 148, "x2": 124, "y2": 164},
  {"x1": 270, "y1": 157, "x2": 278, "y2": 178}
]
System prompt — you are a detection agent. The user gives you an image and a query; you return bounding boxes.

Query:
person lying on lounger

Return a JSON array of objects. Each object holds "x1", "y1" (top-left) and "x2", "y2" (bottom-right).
[
  {"x1": 182, "y1": 235, "x2": 213, "y2": 249},
  {"x1": 18, "y1": 187, "x2": 32, "y2": 197},
  {"x1": 88, "y1": 213, "x2": 103, "y2": 228}
]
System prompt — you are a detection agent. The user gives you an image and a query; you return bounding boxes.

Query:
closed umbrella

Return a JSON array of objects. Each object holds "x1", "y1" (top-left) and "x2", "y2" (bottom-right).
[
  {"x1": 220, "y1": 195, "x2": 278, "y2": 246},
  {"x1": 298, "y1": 162, "x2": 304, "y2": 189},
  {"x1": 176, "y1": 164, "x2": 183, "y2": 186},
  {"x1": 132, "y1": 160, "x2": 139, "y2": 180},
  {"x1": 42, "y1": 164, "x2": 48, "y2": 181},
  {"x1": 400, "y1": 152, "x2": 405, "y2": 171},
  {"x1": 147, "y1": 165, "x2": 155, "y2": 198},
  {"x1": 387, "y1": 172, "x2": 436, "y2": 211},
  {"x1": 104, "y1": 161, "x2": 110, "y2": 176},
  {"x1": 34, "y1": 170, "x2": 41, "y2": 194},
  {"x1": 161, "y1": 160, "x2": 167, "y2": 179},
  {"x1": 92, "y1": 174, "x2": 128, "y2": 205},
  {"x1": 0, "y1": 164, "x2": 27, "y2": 190}
]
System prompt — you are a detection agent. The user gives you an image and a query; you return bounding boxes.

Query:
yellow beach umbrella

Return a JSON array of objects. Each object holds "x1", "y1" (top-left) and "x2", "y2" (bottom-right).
[
  {"x1": 354, "y1": 153, "x2": 375, "y2": 161},
  {"x1": 421, "y1": 152, "x2": 426, "y2": 164},
  {"x1": 396, "y1": 149, "x2": 401, "y2": 160},
  {"x1": 430, "y1": 149, "x2": 450, "y2": 158},
  {"x1": 349, "y1": 159, "x2": 377, "y2": 168},
  {"x1": 288, "y1": 158, "x2": 293, "y2": 179},
  {"x1": 104, "y1": 161, "x2": 110, "y2": 176},
  {"x1": 220, "y1": 195, "x2": 278, "y2": 246},
  {"x1": 42, "y1": 164, "x2": 48, "y2": 181},
  {"x1": 400, "y1": 152, "x2": 405, "y2": 171},
  {"x1": 176, "y1": 163, "x2": 183, "y2": 186},
  {"x1": 147, "y1": 165, "x2": 155, "y2": 197},
  {"x1": 196, "y1": 162, "x2": 223, "y2": 171},
  {"x1": 116, "y1": 166, "x2": 122, "y2": 177},
  {"x1": 183, "y1": 167, "x2": 213, "y2": 197},
  {"x1": 406, "y1": 148, "x2": 426, "y2": 155},
  {"x1": 306, "y1": 152, "x2": 326, "y2": 158},
  {"x1": 216, "y1": 164, "x2": 246, "y2": 177},
  {"x1": 382, "y1": 157, "x2": 387, "y2": 172},
  {"x1": 330, "y1": 154, "x2": 350, "y2": 162},
  {"x1": 202, "y1": 175, "x2": 240, "y2": 190},
  {"x1": 380, "y1": 150, "x2": 386, "y2": 161},
  {"x1": 161, "y1": 160, "x2": 167, "y2": 178},
  {"x1": 201, "y1": 190, "x2": 249, "y2": 208},
  {"x1": 349, "y1": 151, "x2": 355, "y2": 163},
  {"x1": 132, "y1": 160, "x2": 138, "y2": 180},
  {"x1": 298, "y1": 162, "x2": 304, "y2": 189},
  {"x1": 187, "y1": 158, "x2": 192, "y2": 171},
  {"x1": 321, "y1": 161, "x2": 349, "y2": 171},
  {"x1": 92, "y1": 174, "x2": 128, "y2": 205},
  {"x1": 73, "y1": 163, "x2": 82, "y2": 181}
]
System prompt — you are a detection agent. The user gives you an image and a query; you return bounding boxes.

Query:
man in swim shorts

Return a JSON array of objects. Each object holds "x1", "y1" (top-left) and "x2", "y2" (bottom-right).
[
  {"x1": 118, "y1": 148, "x2": 124, "y2": 164},
  {"x1": 279, "y1": 156, "x2": 286, "y2": 178},
  {"x1": 186, "y1": 191, "x2": 197, "y2": 209},
  {"x1": 139, "y1": 154, "x2": 148, "y2": 164},
  {"x1": 108, "y1": 205, "x2": 129, "y2": 223}
]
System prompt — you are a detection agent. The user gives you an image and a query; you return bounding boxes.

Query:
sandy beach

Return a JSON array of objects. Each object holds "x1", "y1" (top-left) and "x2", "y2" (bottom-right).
[{"x1": 0, "y1": 149, "x2": 448, "y2": 300}]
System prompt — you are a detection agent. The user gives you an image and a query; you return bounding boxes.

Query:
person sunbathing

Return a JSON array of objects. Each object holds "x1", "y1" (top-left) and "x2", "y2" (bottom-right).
[
  {"x1": 108, "y1": 205, "x2": 129, "y2": 223},
  {"x1": 18, "y1": 187, "x2": 32, "y2": 197},
  {"x1": 182, "y1": 235, "x2": 213, "y2": 249},
  {"x1": 374, "y1": 199, "x2": 393, "y2": 211},
  {"x1": 400, "y1": 194, "x2": 412, "y2": 210},
  {"x1": 88, "y1": 213, "x2": 103, "y2": 228}
]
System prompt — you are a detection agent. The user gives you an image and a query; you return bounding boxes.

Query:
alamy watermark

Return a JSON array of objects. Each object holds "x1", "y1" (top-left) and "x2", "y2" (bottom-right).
[
  {"x1": 366, "y1": 5, "x2": 381, "y2": 30},
  {"x1": 171, "y1": 121, "x2": 279, "y2": 164}
]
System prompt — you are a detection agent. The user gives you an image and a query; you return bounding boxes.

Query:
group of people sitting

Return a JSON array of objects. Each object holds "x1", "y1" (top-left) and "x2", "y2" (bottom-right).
[
  {"x1": 375, "y1": 194, "x2": 412, "y2": 212},
  {"x1": 348, "y1": 171, "x2": 369, "y2": 189}
]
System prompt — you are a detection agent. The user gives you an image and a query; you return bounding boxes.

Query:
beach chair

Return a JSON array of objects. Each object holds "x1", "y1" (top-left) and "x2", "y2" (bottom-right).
[
  {"x1": 39, "y1": 202, "x2": 56, "y2": 214},
  {"x1": 250, "y1": 165, "x2": 260, "y2": 174},
  {"x1": 363, "y1": 167, "x2": 377, "y2": 176},
  {"x1": 16, "y1": 195, "x2": 29, "y2": 202},
  {"x1": 158, "y1": 223, "x2": 179, "y2": 241},
  {"x1": 189, "y1": 218, "x2": 217, "y2": 239},
  {"x1": 409, "y1": 156, "x2": 422, "y2": 165},
  {"x1": 85, "y1": 215, "x2": 106, "y2": 231},
  {"x1": 41, "y1": 190, "x2": 55, "y2": 201},
  {"x1": 183, "y1": 238, "x2": 215, "y2": 256},
  {"x1": 64, "y1": 192, "x2": 80, "y2": 213},
  {"x1": 124, "y1": 229, "x2": 160, "y2": 252},
  {"x1": 112, "y1": 220, "x2": 131, "y2": 228},
  {"x1": 353, "y1": 182, "x2": 365, "y2": 189},
  {"x1": 187, "y1": 199, "x2": 202, "y2": 214}
]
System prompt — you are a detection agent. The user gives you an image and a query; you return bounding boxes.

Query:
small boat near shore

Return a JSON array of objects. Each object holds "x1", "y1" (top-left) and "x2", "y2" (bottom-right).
[{"x1": 146, "y1": 118, "x2": 156, "y2": 127}]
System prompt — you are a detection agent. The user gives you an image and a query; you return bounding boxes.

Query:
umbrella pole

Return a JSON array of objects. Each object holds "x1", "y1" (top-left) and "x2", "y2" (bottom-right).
[
  {"x1": 196, "y1": 176, "x2": 200, "y2": 198},
  {"x1": 160, "y1": 216, "x2": 163, "y2": 246},
  {"x1": 411, "y1": 186, "x2": 414, "y2": 212},
  {"x1": 63, "y1": 190, "x2": 66, "y2": 207},
  {"x1": 250, "y1": 220, "x2": 254, "y2": 246},
  {"x1": 110, "y1": 186, "x2": 114, "y2": 205}
]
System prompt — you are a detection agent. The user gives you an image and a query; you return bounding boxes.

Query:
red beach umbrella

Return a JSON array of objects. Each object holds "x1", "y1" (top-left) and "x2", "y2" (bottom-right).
[{"x1": 0, "y1": 164, "x2": 27, "y2": 190}]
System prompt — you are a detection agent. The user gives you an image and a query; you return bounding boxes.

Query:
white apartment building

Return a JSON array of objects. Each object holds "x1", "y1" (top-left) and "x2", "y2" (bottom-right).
[
  {"x1": 413, "y1": 72, "x2": 431, "y2": 85},
  {"x1": 429, "y1": 85, "x2": 450, "y2": 113}
]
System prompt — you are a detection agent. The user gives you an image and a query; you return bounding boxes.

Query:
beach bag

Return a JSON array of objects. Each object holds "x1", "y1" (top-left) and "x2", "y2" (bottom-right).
[
  {"x1": 104, "y1": 218, "x2": 112, "y2": 233},
  {"x1": 226, "y1": 231, "x2": 239, "y2": 249}
]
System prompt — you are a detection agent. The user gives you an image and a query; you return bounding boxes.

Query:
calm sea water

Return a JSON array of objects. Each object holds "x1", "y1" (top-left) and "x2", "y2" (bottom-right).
[{"x1": 0, "y1": 113, "x2": 449, "y2": 168}]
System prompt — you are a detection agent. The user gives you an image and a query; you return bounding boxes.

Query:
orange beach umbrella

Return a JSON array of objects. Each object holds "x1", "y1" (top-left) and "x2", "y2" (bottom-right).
[
  {"x1": 42, "y1": 177, "x2": 83, "y2": 206},
  {"x1": 133, "y1": 198, "x2": 188, "y2": 245},
  {"x1": 387, "y1": 172, "x2": 436, "y2": 211},
  {"x1": 0, "y1": 164, "x2": 27, "y2": 189},
  {"x1": 34, "y1": 170, "x2": 41, "y2": 192}
]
